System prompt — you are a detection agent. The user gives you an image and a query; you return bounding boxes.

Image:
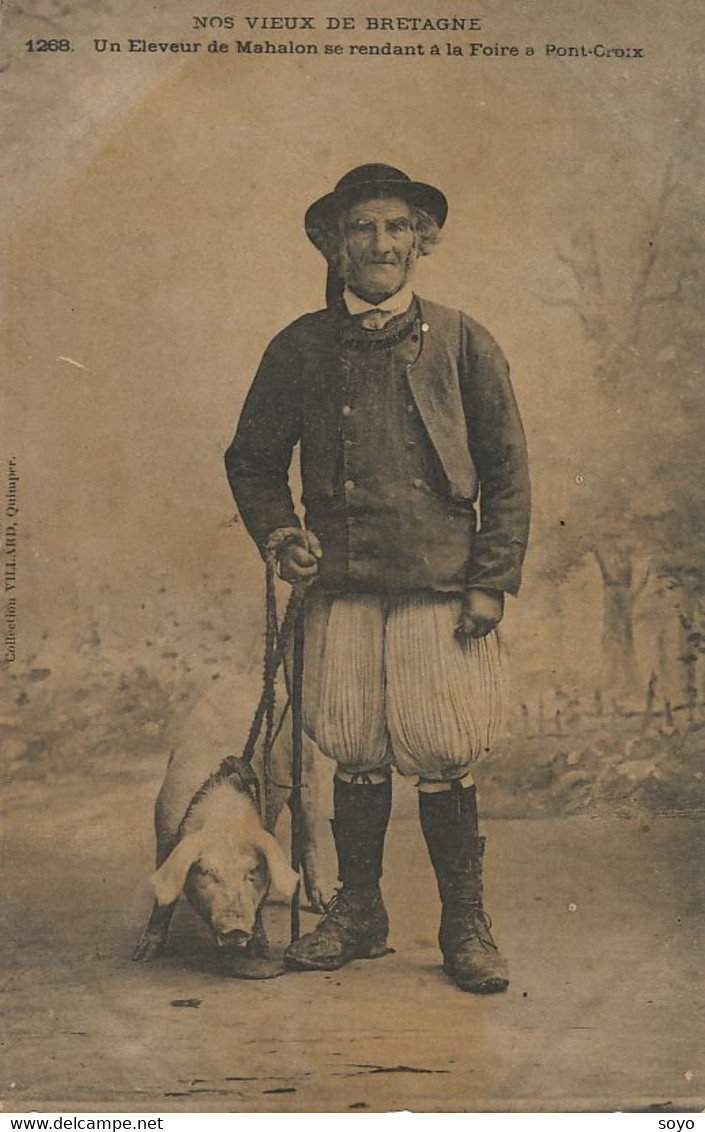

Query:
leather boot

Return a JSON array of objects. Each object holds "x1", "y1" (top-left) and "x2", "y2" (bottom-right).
[
  {"x1": 284, "y1": 775, "x2": 392, "y2": 971},
  {"x1": 419, "y1": 782, "x2": 509, "y2": 994}
]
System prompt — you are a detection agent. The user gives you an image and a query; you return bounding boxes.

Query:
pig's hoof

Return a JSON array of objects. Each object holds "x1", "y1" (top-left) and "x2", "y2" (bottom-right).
[
  {"x1": 224, "y1": 955, "x2": 287, "y2": 980},
  {"x1": 304, "y1": 881, "x2": 328, "y2": 915},
  {"x1": 132, "y1": 932, "x2": 166, "y2": 962},
  {"x1": 246, "y1": 930, "x2": 270, "y2": 960}
]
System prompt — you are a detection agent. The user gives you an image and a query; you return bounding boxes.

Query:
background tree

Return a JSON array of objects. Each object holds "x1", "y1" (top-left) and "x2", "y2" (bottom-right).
[{"x1": 535, "y1": 115, "x2": 705, "y2": 706}]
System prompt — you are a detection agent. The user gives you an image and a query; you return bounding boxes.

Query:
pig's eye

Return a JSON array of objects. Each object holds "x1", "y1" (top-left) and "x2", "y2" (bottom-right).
[
  {"x1": 192, "y1": 863, "x2": 219, "y2": 883},
  {"x1": 246, "y1": 866, "x2": 263, "y2": 883}
]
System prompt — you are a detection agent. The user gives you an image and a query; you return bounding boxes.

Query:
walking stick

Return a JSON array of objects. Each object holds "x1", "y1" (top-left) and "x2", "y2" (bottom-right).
[{"x1": 289, "y1": 601, "x2": 305, "y2": 943}]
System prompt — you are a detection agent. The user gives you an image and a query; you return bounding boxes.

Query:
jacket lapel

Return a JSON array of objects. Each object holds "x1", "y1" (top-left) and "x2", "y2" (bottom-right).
[{"x1": 407, "y1": 298, "x2": 478, "y2": 501}]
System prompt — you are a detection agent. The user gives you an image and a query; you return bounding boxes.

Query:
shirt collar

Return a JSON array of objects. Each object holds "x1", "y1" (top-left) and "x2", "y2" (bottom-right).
[{"x1": 343, "y1": 284, "x2": 415, "y2": 318}]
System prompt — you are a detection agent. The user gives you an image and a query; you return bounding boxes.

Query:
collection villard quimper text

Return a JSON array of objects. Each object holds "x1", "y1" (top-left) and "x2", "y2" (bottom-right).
[{"x1": 5, "y1": 458, "x2": 18, "y2": 663}]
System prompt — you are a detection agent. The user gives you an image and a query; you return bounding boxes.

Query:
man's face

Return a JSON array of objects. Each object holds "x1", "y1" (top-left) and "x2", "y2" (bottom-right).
[{"x1": 340, "y1": 197, "x2": 417, "y2": 303}]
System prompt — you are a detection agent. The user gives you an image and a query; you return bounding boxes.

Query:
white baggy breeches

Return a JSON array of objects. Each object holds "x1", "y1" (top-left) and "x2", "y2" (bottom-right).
[{"x1": 300, "y1": 591, "x2": 507, "y2": 781}]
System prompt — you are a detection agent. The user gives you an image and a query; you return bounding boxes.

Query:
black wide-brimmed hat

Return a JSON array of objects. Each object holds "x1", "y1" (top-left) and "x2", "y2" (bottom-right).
[{"x1": 305, "y1": 163, "x2": 448, "y2": 253}]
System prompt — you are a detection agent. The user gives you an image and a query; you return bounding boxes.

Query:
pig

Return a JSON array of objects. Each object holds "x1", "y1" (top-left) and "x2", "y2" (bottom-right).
[{"x1": 132, "y1": 673, "x2": 327, "y2": 962}]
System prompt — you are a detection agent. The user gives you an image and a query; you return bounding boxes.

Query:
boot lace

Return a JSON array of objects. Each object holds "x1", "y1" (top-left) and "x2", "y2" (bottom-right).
[
  {"x1": 472, "y1": 909, "x2": 499, "y2": 952},
  {"x1": 315, "y1": 886, "x2": 380, "y2": 945},
  {"x1": 448, "y1": 900, "x2": 499, "y2": 952},
  {"x1": 323, "y1": 888, "x2": 354, "y2": 922},
  {"x1": 323, "y1": 885, "x2": 378, "y2": 918}
]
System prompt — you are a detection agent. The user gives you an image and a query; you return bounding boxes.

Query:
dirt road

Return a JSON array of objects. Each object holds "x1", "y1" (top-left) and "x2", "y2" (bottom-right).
[{"x1": 2, "y1": 762, "x2": 703, "y2": 1113}]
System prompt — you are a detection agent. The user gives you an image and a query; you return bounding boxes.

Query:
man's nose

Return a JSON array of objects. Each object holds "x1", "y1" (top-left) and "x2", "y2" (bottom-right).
[{"x1": 371, "y1": 224, "x2": 394, "y2": 255}]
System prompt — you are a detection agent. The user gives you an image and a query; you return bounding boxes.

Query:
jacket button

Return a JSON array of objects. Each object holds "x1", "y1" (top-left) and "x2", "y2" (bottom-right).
[
  {"x1": 343, "y1": 439, "x2": 353, "y2": 449},
  {"x1": 345, "y1": 479, "x2": 356, "y2": 491},
  {"x1": 421, "y1": 322, "x2": 430, "y2": 333},
  {"x1": 342, "y1": 405, "x2": 353, "y2": 416},
  {"x1": 412, "y1": 478, "x2": 425, "y2": 489},
  {"x1": 406, "y1": 404, "x2": 414, "y2": 415}
]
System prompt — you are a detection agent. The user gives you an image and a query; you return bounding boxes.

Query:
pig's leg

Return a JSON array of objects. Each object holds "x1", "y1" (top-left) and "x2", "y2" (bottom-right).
[
  {"x1": 132, "y1": 900, "x2": 176, "y2": 961},
  {"x1": 244, "y1": 902, "x2": 270, "y2": 959},
  {"x1": 290, "y1": 738, "x2": 327, "y2": 913},
  {"x1": 267, "y1": 729, "x2": 327, "y2": 912},
  {"x1": 132, "y1": 821, "x2": 177, "y2": 962}
]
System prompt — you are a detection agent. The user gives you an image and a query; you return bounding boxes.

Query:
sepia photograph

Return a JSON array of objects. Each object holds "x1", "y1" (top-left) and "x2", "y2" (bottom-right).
[{"x1": 1, "y1": 0, "x2": 703, "y2": 1115}]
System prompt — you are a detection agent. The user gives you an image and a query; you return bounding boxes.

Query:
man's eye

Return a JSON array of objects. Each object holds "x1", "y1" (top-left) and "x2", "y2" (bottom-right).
[
  {"x1": 350, "y1": 221, "x2": 373, "y2": 233},
  {"x1": 390, "y1": 220, "x2": 411, "y2": 232}
]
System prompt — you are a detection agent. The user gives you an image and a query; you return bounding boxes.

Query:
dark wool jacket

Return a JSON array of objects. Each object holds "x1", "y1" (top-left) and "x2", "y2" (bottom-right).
[{"x1": 225, "y1": 296, "x2": 531, "y2": 596}]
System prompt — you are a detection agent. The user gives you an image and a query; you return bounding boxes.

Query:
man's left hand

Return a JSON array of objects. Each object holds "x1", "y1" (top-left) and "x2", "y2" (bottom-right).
[{"x1": 455, "y1": 588, "x2": 505, "y2": 641}]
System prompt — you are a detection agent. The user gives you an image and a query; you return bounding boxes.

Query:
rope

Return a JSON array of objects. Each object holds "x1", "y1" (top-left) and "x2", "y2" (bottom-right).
[
  {"x1": 178, "y1": 565, "x2": 304, "y2": 828},
  {"x1": 177, "y1": 542, "x2": 310, "y2": 949},
  {"x1": 237, "y1": 570, "x2": 307, "y2": 769},
  {"x1": 261, "y1": 554, "x2": 280, "y2": 820},
  {"x1": 290, "y1": 606, "x2": 305, "y2": 942}
]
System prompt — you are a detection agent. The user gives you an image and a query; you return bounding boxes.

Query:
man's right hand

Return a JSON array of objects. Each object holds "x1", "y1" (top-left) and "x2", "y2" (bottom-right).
[{"x1": 277, "y1": 530, "x2": 323, "y2": 585}]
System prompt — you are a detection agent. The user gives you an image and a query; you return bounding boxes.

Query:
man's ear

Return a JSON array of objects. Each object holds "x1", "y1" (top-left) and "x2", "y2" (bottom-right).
[
  {"x1": 254, "y1": 829, "x2": 299, "y2": 898},
  {"x1": 151, "y1": 833, "x2": 203, "y2": 906}
]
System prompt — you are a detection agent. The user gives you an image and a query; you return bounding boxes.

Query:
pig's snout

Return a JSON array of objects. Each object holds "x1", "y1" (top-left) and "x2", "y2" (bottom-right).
[
  {"x1": 201, "y1": 894, "x2": 259, "y2": 944},
  {"x1": 216, "y1": 928, "x2": 252, "y2": 950}
]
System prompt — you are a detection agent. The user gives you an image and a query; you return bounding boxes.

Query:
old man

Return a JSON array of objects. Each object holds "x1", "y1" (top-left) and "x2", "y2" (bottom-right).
[{"x1": 225, "y1": 164, "x2": 530, "y2": 993}]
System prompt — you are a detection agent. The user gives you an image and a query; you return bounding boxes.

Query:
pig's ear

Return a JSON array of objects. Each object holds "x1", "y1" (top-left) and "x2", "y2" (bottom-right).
[
  {"x1": 151, "y1": 833, "x2": 203, "y2": 906},
  {"x1": 255, "y1": 830, "x2": 300, "y2": 898}
]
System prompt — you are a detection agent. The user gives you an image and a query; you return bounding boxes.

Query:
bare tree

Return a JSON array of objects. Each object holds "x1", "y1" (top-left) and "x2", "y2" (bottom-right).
[{"x1": 537, "y1": 124, "x2": 705, "y2": 705}]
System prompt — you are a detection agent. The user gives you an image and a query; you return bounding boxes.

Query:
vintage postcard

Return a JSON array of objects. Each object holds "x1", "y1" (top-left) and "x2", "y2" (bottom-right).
[{"x1": 1, "y1": 0, "x2": 703, "y2": 1114}]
